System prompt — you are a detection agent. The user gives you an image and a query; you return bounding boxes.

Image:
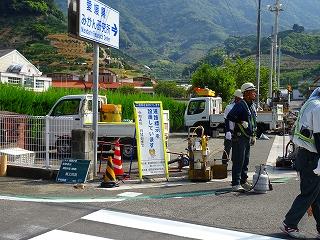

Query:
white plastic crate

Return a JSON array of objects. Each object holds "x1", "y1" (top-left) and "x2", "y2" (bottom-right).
[{"x1": 0, "y1": 148, "x2": 35, "y2": 166}]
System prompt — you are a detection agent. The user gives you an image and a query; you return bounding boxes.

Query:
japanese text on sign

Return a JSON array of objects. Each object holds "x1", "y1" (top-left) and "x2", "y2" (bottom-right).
[
  {"x1": 134, "y1": 102, "x2": 168, "y2": 177},
  {"x1": 79, "y1": 0, "x2": 119, "y2": 48}
]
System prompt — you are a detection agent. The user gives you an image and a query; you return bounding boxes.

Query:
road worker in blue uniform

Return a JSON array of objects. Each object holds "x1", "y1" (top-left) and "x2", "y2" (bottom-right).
[
  {"x1": 280, "y1": 87, "x2": 320, "y2": 239},
  {"x1": 226, "y1": 82, "x2": 257, "y2": 192},
  {"x1": 222, "y1": 89, "x2": 243, "y2": 161}
]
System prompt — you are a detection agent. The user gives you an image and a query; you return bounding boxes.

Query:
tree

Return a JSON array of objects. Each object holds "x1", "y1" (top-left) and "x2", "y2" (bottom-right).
[
  {"x1": 143, "y1": 80, "x2": 153, "y2": 87},
  {"x1": 299, "y1": 81, "x2": 312, "y2": 98},
  {"x1": 154, "y1": 81, "x2": 186, "y2": 98},
  {"x1": 29, "y1": 23, "x2": 49, "y2": 40},
  {"x1": 182, "y1": 48, "x2": 226, "y2": 77},
  {"x1": 191, "y1": 63, "x2": 236, "y2": 102},
  {"x1": 225, "y1": 57, "x2": 269, "y2": 100},
  {"x1": 192, "y1": 58, "x2": 270, "y2": 102},
  {"x1": 293, "y1": 24, "x2": 304, "y2": 33},
  {"x1": 116, "y1": 85, "x2": 140, "y2": 94}
]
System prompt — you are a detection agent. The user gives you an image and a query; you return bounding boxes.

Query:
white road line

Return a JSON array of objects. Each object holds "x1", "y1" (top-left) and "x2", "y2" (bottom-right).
[
  {"x1": 82, "y1": 210, "x2": 282, "y2": 240},
  {"x1": 29, "y1": 230, "x2": 114, "y2": 240},
  {"x1": 117, "y1": 192, "x2": 143, "y2": 197},
  {"x1": 266, "y1": 135, "x2": 290, "y2": 166},
  {"x1": 265, "y1": 135, "x2": 298, "y2": 179},
  {"x1": 0, "y1": 195, "x2": 125, "y2": 203}
]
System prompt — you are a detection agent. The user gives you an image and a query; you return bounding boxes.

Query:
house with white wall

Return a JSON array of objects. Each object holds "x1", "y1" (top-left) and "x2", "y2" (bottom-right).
[{"x1": 0, "y1": 49, "x2": 52, "y2": 92}]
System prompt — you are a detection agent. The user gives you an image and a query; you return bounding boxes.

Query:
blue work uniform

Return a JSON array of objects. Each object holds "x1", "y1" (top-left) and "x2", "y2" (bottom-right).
[{"x1": 226, "y1": 99, "x2": 257, "y2": 186}]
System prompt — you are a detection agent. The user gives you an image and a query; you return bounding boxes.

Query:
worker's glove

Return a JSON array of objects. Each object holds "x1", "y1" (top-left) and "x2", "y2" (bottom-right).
[
  {"x1": 225, "y1": 131, "x2": 232, "y2": 140},
  {"x1": 241, "y1": 121, "x2": 249, "y2": 129},
  {"x1": 250, "y1": 136, "x2": 256, "y2": 146},
  {"x1": 313, "y1": 158, "x2": 320, "y2": 176}
]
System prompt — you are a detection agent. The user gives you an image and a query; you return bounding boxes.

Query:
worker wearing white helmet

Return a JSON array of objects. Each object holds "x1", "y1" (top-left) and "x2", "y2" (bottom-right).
[
  {"x1": 280, "y1": 87, "x2": 320, "y2": 239},
  {"x1": 226, "y1": 82, "x2": 257, "y2": 192},
  {"x1": 222, "y1": 89, "x2": 243, "y2": 161}
]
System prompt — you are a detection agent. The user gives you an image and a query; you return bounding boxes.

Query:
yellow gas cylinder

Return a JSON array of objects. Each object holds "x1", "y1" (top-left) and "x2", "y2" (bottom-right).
[
  {"x1": 113, "y1": 105, "x2": 122, "y2": 122},
  {"x1": 100, "y1": 104, "x2": 122, "y2": 122},
  {"x1": 101, "y1": 104, "x2": 115, "y2": 122}
]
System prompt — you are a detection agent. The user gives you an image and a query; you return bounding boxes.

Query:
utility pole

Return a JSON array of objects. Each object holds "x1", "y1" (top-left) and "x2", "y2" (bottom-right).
[
  {"x1": 269, "y1": 27, "x2": 274, "y2": 99},
  {"x1": 277, "y1": 38, "x2": 281, "y2": 90},
  {"x1": 255, "y1": 0, "x2": 261, "y2": 109},
  {"x1": 269, "y1": 0, "x2": 283, "y2": 92}
]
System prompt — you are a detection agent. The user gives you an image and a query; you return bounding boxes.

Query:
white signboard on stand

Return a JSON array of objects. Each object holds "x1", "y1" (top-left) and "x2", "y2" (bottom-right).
[
  {"x1": 79, "y1": 0, "x2": 119, "y2": 48},
  {"x1": 134, "y1": 102, "x2": 169, "y2": 180}
]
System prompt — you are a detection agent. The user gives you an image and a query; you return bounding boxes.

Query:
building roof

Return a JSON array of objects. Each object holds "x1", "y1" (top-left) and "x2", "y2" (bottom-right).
[
  {"x1": 51, "y1": 80, "x2": 146, "y2": 90},
  {"x1": 0, "y1": 49, "x2": 14, "y2": 58}
]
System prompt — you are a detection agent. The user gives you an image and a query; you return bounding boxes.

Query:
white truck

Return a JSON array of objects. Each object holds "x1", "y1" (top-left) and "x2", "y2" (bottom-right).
[
  {"x1": 46, "y1": 94, "x2": 136, "y2": 159},
  {"x1": 184, "y1": 96, "x2": 284, "y2": 137}
]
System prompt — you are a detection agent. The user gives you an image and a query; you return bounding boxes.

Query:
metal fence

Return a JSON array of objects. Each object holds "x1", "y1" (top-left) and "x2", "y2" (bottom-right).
[{"x1": 0, "y1": 114, "x2": 76, "y2": 169}]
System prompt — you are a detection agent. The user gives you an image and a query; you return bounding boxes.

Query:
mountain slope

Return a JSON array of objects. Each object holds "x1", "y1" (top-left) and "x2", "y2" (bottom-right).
[{"x1": 55, "y1": 0, "x2": 320, "y2": 64}]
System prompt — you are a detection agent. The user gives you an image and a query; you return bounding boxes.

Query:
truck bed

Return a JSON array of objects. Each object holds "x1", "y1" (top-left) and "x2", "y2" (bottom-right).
[
  {"x1": 84, "y1": 122, "x2": 136, "y2": 138},
  {"x1": 210, "y1": 111, "x2": 273, "y2": 124}
]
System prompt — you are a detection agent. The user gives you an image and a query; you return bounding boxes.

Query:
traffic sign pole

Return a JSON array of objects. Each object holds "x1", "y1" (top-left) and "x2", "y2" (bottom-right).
[{"x1": 93, "y1": 43, "x2": 99, "y2": 177}]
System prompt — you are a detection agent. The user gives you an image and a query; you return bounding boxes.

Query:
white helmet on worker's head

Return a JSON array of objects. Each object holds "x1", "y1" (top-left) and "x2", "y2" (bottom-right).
[
  {"x1": 241, "y1": 82, "x2": 256, "y2": 93},
  {"x1": 234, "y1": 89, "x2": 243, "y2": 98}
]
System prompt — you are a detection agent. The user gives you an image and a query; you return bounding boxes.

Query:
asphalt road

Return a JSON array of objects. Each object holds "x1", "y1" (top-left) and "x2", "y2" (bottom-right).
[{"x1": 0, "y1": 133, "x2": 318, "y2": 240}]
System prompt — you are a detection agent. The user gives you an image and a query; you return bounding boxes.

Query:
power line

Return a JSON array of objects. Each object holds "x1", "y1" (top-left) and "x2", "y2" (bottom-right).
[
  {"x1": 253, "y1": 0, "x2": 258, "y2": 10},
  {"x1": 224, "y1": 0, "x2": 240, "y2": 36}
]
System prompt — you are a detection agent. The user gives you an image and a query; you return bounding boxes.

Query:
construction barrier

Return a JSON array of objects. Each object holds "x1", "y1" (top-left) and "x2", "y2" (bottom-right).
[
  {"x1": 113, "y1": 140, "x2": 124, "y2": 177},
  {"x1": 100, "y1": 156, "x2": 118, "y2": 188}
]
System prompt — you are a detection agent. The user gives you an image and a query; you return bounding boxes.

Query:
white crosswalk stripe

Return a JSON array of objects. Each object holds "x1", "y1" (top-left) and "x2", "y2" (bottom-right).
[
  {"x1": 29, "y1": 230, "x2": 114, "y2": 240},
  {"x1": 29, "y1": 210, "x2": 283, "y2": 240}
]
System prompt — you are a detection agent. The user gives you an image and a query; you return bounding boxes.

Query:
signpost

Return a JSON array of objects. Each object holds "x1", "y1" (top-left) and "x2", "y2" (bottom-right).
[
  {"x1": 79, "y1": 0, "x2": 119, "y2": 48},
  {"x1": 68, "y1": 0, "x2": 119, "y2": 48},
  {"x1": 56, "y1": 159, "x2": 91, "y2": 183},
  {"x1": 68, "y1": 0, "x2": 120, "y2": 177},
  {"x1": 133, "y1": 102, "x2": 169, "y2": 181}
]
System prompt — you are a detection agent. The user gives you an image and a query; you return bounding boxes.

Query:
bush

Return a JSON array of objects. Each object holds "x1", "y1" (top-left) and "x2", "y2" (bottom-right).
[{"x1": 0, "y1": 84, "x2": 187, "y2": 131}]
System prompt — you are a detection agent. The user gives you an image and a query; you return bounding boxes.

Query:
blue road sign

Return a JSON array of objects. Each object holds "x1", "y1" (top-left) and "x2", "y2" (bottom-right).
[{"x1": 79, "y1": 0, "x2": 119, "y2": 49}]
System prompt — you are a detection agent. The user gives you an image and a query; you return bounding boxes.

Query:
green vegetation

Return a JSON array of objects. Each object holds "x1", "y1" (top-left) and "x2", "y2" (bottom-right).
[
  {"x1": 282, "y1": 33, "x2": 320, "y2": 56},
  {"x1": 154, "y1": 81, "x2": 187, "y2": 98},
  {"x1": 0, "y1": 0, "x2": 63, "y2": 19},
  {"x1": 1, "y1": 0, "x2": 320, "y2": 83},
  {"x1": 187, "y1": 26, "x2": 320, "y2": 91},
  {"x1": 182, "y1": 49, "x2": 225, "y2": 78},
  {"x1": 0, "y1": 84, "x2": 186, "y2": 131},
  {"x1": 191, "y1": 57, "x2": 270, "y2": 102},
  {"x1": 54, "y1": 0, "x2": 320, "y2": 71}
]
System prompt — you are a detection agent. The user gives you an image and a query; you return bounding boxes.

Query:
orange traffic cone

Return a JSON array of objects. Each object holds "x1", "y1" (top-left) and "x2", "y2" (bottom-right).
[
  {"x1": 113, "y1": 139, "x2": 124, "y2": 177},
  {"x1": 100, "y1": 156, "x2": 118, "y2": 188}
]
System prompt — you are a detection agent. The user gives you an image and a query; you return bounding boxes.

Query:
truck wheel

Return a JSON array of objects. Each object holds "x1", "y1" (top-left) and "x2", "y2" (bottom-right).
[
  {"x1": 120, "y1": 138, "x2": 137, "y2": 160},
  {"x1": 56, "y1": 137, "x2": 71, "y2": 158}
]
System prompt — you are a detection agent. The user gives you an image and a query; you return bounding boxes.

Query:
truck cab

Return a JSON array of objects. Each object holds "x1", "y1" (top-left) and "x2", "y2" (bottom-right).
[
  {"x1": 46, "y1": 94, "x2": 107, "y2": 156},
  {"x1": 184, "y1": 96, "x2": 222, "y2": 135},
  {"x1": 48, "y1": 94, "x2": 107, "y2": 123}
]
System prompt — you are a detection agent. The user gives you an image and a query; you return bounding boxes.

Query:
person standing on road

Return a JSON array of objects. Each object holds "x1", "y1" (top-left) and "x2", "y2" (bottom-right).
[
  {"x1": 280, "y1": 87, "x2": 320, "y2": 239},
  {"x1": 226, "y1": 82, "x2": 257, "y2": 192},
  {"x1": 222, "y1": 89, "x2": 243, "y2": 161}
]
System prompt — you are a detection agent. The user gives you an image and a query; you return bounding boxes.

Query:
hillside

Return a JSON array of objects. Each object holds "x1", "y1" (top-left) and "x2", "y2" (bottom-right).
[
  {"x1": 55, "y1": 0, "x2": 320, "y2": 65},
  {"x1": 1, "y1": 0, "x2": 320, "y2": 82}
]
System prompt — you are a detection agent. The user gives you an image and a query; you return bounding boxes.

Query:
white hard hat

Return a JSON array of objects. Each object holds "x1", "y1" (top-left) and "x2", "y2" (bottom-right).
[
  {"x1": 234, "y1": 89, "x2": 243, "y2": 98},
  {"x1": 241, "y1": 82, "x2": 256, "y2": 93}
]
